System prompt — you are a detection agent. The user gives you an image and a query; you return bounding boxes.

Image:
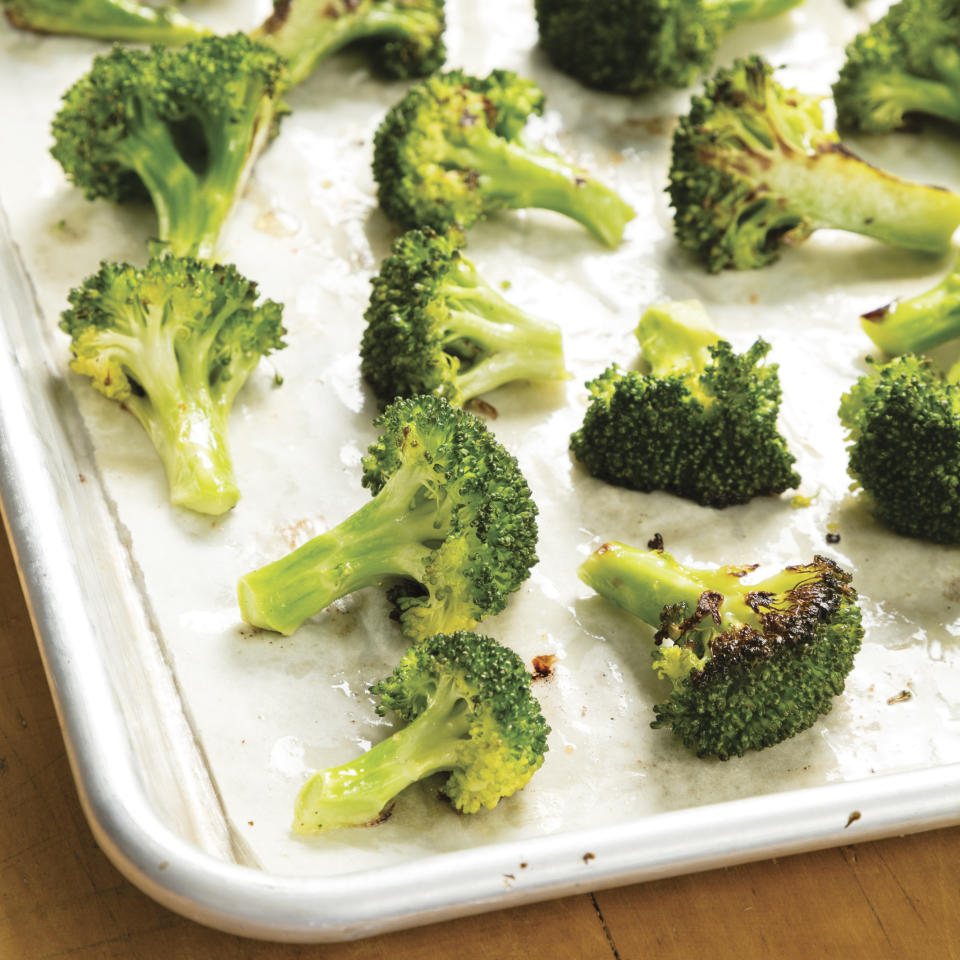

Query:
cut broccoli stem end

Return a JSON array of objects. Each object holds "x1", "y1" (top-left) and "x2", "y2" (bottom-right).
[
  {"x1": 861, "y1": 277, "x2": 960, "y2": 356},
  {"x1": 293, "y1": 677, "x2": 469, "y2": 833}
]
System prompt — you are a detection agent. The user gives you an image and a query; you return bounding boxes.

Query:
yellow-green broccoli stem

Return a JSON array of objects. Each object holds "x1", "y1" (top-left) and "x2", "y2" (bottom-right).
[
  {"x1": 721, "y1": 0, "x2": 804, "y2": 22},
  {"x1": 635, "y1": 300, "x2": 718, "y2": 400},
  {"x1": 846, "y1": 70, "x2": 960, "y2": 131}
]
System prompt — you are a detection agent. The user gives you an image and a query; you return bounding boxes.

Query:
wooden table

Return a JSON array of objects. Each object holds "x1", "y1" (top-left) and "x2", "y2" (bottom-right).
[{"x1": 1, "y1": 525, "x2": 957, "y2": 960}]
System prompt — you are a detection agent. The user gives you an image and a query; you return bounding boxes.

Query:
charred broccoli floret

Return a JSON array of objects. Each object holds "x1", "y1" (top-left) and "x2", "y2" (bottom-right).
[
  {"x1": 293, "y1": 631, "x2": 549, "y2": 832},
  {"x1": 840, "y1": 354, "x2": 960, "y2": 544},
  {"x1": 60, "y1": 257, "x2": 286, "y2": 515},
  {"x1": 50, "y1": 35, "x2": 288, "y2": 260},
  {"x1": 570, "y1": 300, "x2": 799, "y2": 507},
  {"x1": 360, "y1": 228, "x2": 567, "y2": 408},
  {"x1": 534, "y1": 0, "x2": 804, "y2": 93},
  {"x1": 372, "y1": 70, "x2": 635, "y2": 246},
  {"x1": 252, "y1": 0, "x2": 445, "y2": 86},
  {"x1": 579, "y1": 542, "x2": 863, "y2": 759},
  {"x1": 669, "y1": 56, "x2": 960, "y2": 272},
  {"x1": 237, "y1": 395, "x2": 539, "y2": 638}
]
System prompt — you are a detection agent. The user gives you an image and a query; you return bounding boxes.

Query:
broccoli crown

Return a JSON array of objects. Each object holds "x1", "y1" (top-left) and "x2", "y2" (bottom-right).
[
  {"x1": 579, "y1": 543, "x2": 863, "y2": 759},
  {"x1": 840, "y1": 355, "x2": 960, "y2": 544},
  {"x1": 570, "y1": 301, "x2": 799, "y2": 508},
  {"x1": 237, "y1": 394, "x2": 539, "y2": 638},
  {"x1": 254, "y1": 0, "x2": 445, "y2": 87},
  {"x1": 50, "y1": 35, "x2": 288, "y2": 260},
  {"x1": 3, "y1": 0, "x2": 209, "y2": 43},
  {"x1": 360, "y1": 228, "x2": 566, "y2": 408},
  {"x1": 61, "y1": 256, "x2": 286, "y2": 515},
  {"x1": 669, "y1": 56, "x2": 960, "y2": 272},
  {"x1": 292, "y1": 631, "x2": 549, "y2": 832},
  {"x1": 834, "y1": 0, "x2": 960, "y2": 133},
  {"x1": 372, "y1": 69, "x2": 635, "y2": 246}
]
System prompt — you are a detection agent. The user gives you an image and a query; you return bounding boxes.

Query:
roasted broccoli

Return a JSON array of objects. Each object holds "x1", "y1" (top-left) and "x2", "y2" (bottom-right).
[
  {"x1": 840, "y1": 354, "x2": 960, "y2": 543},
  {"x1": 237, "y1": 395, "x2": 539, "y2": 638},
  {"x1": 360, "y1": 228, "x2": 567, "y2": 409},
  {"x1": 51, "y1": 35, "x2": 288, "y2": 261},
  {"x1": 570, "y1": 300, "x2": 799, "y2": 507},
  {"x1": 669, "y1": 57, "x2": 960, "y2": 272},
  {"x1": 60, "y1": 257, "x2": 286, "y2": 515},
  {"x1": 293, "y1": 631, "x2": 549, "y2": 832},
  {"x1": 534, "y1": 0, "x2": 804, "y2": 94},
  {"x1": 252, "y1": 0, "x2": 445, "y2": 87},
  {"x1": 834, "y1": 0, "x2": 960, "y2": 134},
  {"x1": 372, "y1": 70, "x2": 635, "y2": 247},
  {"x1": 579, "y1": 542, "x2": 863, "y2": 759}
]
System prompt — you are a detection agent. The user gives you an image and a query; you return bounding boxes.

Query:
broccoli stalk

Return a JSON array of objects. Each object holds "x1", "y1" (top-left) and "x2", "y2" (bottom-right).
[
  {"x1": 669, "y1": 57, "x2": 960, "y2": 272},
  {"x1": 294, "y1": 631, "x2": 549, "y2": 832},
  {"x1": 579, "y1": 542, "x2": 863, "y2": 759},
  {"x1": 50, "y1": 36, "x2": 288, "y2": 261},
  {"x1": 60, "y1": 258, "x2": 286, "y2": 515},
  {"x1": 253, "y1": 0, "x2": 445, "y2": 86},
  {"x1": 373, "y1": 70, "x2": 635, "y2": 246},
  {"x1": 238, "y1": 395, "x2": 539, "y2": 639},
  {"x1": 3, "y1": 0, "x2": 209, "y2": 43},
  {"x1": 361, "y1": 229, "x2": 566, "y2": 408}
]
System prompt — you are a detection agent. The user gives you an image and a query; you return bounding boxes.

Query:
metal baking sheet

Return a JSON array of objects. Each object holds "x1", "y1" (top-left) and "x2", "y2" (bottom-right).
[{"x1": 1, "y1": 0, "x2": 960, "y2": 940}]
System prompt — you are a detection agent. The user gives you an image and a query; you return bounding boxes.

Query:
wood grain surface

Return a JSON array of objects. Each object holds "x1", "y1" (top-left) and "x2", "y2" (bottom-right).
[{"x1": 1, "y1": 524, "x2": 957, "y2": 960}]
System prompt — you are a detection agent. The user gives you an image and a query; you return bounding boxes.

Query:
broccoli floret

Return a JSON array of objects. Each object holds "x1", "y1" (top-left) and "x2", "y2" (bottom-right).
[
  {"x1": 534, "y1": 0, "x2": 804, "y2": 94},
  {"x1": 840, "y1": 354, "x2": 960, "y2": 543},
  {"x1": 834, "y1": 0, "x2": 960, "y2": 134},
  {"x1": 293, "y1": 631, "x2": 549, "y2": 831},
  {"x1": 372, "y1": 70, "x2": 635, "y2": 247},
  {"x1": 50, "y1": 35, "x2": 288, "y2": 261},
  {"x1": 570, "y1": 300, "x2": 799, "y2": 507},
  {"x1": 252, "y1": 0, "x2": 445, "y2": 87},
  {"x1": 60, "y1": 257, "x2": 286, "y2": 515},
  {"x1": 669, "y1": 56, "x2": 960, "y2": 272},
  {"x1": 237, "y1": 395, "x2": 539, "y2": 638},
  {"x1": 579, "y1": 542, "x2": 863, "y2": 759},
  {"x1": 360, "y1": 229, "x2": 567, "y2": 409},
  {"x1": 3, "y1": 0, "x2": 209, "y2": 43}
]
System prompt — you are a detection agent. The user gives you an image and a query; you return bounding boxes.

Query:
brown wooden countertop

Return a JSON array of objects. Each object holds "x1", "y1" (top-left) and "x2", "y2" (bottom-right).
[{"x1": 1, "y1": 523, "x2": 957, "y2": 960}]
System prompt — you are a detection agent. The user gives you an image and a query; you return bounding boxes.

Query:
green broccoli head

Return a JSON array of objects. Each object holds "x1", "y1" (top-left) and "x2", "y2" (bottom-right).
[
  {"x1": 669, "y1": 56, "x2": 960, "y2": 272},
  {"x1": 570, "y1": 301, "x2": 799, "y2": 508},
  {"x1": 50, "y1": 35, "x2": 288, "y2": 260},
  {"x1": 534, "y1": 0, "x2": 802, "y2": 93},
  {"x1": 61, "y1": 257, "x2": 286, "y2": 515},
  {"x1": 840, "y1": 354, "x2": 960, "y2": 544},
  {"x1": 237, "y1": 395, "x2": 539, "y2": 639},
  {"x1": 579, "y1": 542, "x2": 863, "y2": 760},
  {"x1": 360, "y1": 228, "x2": 567, "y2": 408},
  {"x1": 253, "y1": 0, "x2": 445, "y2": 87},
  {"x1": 372, "y1": 69, "x2": 635, "y2": 246},
  {"x1": 293, "y1": 631, "x2": 549, "y2": 832},
  {"x1": 834, "y1": 0, "x2": 960, "y2": 134},
  {"x1": 3, "y1": 0, "x2": 209, "y2": 43}
]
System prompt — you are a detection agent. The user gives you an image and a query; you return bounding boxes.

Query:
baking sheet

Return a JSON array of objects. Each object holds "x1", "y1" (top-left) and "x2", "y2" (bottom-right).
[{"x1": 1, "y1": 0, "x2": 960, "y2": 926}]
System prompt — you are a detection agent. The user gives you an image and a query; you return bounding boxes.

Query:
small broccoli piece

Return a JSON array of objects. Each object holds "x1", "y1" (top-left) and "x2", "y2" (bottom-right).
[
  {"x1": 293, "y1": 631, "x2": 549, "y2": 831},
  {"x1": 360, "y1": 229, "x2": 567, "y2": 408},
  {"x1": 840, "y1": 354, "x2": 960, "y2": 543},
  {"x1": 237, "y1": 395, "x2": 539, "y2": 638},
  {"x1": 372, "y1": 70, "x2": 635, "y2": 247},
  {"x1": 570, "y1": 300, "x2": 799, "y2": 508},
  {"x1": 534, "y1": 0, "x2": 804, "y2": 94},
  {"x1": 252, "y1": 0, "x2": 445, "y2": 86},
  {"x1": 669, "y1": 56, "x2": 960, "y2": 272},
  {"x1": 834, "y1": 0, "x2": 960, "y2": 134},
  {"x1": 3, "y1": 0, "x2": 209, "y2": 43},
  {"x1": 50, "y1": 35, "x2": 288, "y2": 261},
  {"x1": 61, "y1": 257, "x2": 286, "y2": 515},
  {"x1": 579, "y1": 542, "x2": 863, "y2": 759}
]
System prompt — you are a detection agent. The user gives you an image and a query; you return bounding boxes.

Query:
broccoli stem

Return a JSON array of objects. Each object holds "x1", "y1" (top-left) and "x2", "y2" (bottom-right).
[
  {"x1": 720, "y1": 0, "x2": 804, "y2": 23},
  {"x1": 852, "y1": 71, "x2": 960, "y2": 129},
  {"x1": 238, "y1": 465, "x2": 448, "y2": 634},
  {"x1": 293, "y1": 675, "x2": 468, "y2": 832},
  {"x1": 635, "y1": 301, "x2": 717, "y2": 379}
]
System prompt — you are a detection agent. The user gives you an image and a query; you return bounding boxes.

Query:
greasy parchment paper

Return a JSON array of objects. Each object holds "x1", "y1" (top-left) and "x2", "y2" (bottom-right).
[{"x1": 1, "y1": 0, "x2": 959, "y2": 884}]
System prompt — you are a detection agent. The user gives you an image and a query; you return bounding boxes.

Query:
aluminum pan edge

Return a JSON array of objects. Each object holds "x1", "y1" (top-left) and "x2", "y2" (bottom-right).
[{"x1": 1, "y1": 209, "x2": 959, "y2": 942}]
